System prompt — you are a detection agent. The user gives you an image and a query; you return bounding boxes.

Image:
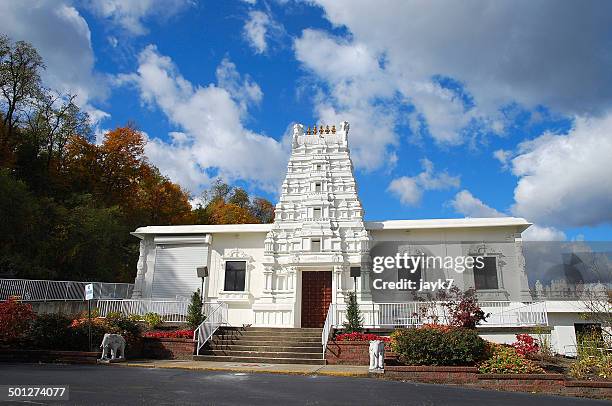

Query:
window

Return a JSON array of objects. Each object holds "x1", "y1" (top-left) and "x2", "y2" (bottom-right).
[
  {"x1": 313, "y1": 208, "x2": 322, "y2": 219},
  {"x1": 316, "y1": 164, "x2": 321, "y2": 170},
  {"x1": 473, "y1": 256, "x2": 498, "y2": 290},
  {"x1": 311, "y1": 238, "x2": 321, "y2": 252},
  {"x1": 398, "y1": 257, "x2": 422, "y2": 290},
  {"x1": 224, "y1": 261, "x2": 246, "y2": 291},
  {"x1": 315, "y1": 182, "x2": 322, "y2": 192}
]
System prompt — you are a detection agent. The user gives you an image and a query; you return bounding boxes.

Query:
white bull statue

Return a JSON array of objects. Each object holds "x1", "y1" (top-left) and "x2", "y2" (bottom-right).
[
  {"x1": 99, "y1": 333, "x2": 126, "y2": 361},
  {"x1": 369, "y1": 340, "x2": 385, "y2": 371}
]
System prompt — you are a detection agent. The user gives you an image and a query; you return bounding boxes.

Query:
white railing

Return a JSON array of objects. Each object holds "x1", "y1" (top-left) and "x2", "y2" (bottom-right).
[
  {"x1": 0, "y1": 278, "x2": 134, "y2": 301},
  {"x1": 482, "y1": 301, "x2": 548, "y2": 327},
  {"x1": 327, "y1": 301, "x2": 548, "y2": 329},
  {"x1": 195, "y1": 302, "x2": 228, "y2": 355},
  {"x1": 322, "y1": 304, "x2": 335, "y2": 357},
  {"x1": 97, "y1": 299, "x2": 190, "y2": 323}
]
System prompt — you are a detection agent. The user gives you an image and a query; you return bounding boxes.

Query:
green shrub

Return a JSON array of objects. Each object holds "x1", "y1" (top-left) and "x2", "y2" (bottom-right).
[
  {"x1": 29, "y1": 313, "x2": 73, "y2": 350},
  {"x1": 570, "y1": 354, "x2": 612, "y2": 380},
  {"x1": 391, "y1": 326, "x2": 487, "y2": 366},
  {"x1": 478, "y1": 345, "x2": 545, "y2": 374},
  {"x1": 104, "y1": 313, "x2": 141, "y2": 338},
  {"x1": 187, "y1": 289, "x2": 204, "y2": 330},
  {"x1": 143, "y1": 312, "x2": 163, "y2": 329},
  {"x1": 343, "y1": 291, "x2": 363, "y2": 333},
  {"x1": 68, "y1": 318, "x2": 109, "y2": 351}
]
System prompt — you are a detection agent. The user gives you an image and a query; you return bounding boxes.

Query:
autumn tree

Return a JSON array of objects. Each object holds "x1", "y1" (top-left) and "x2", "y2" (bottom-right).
[{"x1": 193, "y1": 179, "x2": 275, "y2": 225}]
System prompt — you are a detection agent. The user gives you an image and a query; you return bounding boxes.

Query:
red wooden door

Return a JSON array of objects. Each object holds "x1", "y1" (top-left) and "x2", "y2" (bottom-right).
[{"x1": 301, "y1": 271, "x2": 332, "y2": 328}]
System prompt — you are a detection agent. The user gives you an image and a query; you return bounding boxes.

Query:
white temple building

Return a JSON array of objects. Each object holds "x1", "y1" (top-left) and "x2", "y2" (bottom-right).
[{"x1": 130, "y1": 122, "x2": 607, "y2": 356}]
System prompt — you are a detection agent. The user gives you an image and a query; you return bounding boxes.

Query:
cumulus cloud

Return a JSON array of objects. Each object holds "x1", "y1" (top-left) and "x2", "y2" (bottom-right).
[
  {"x1": 0, "y1": 0, "x2": 108, "y2": 118},
  {"x1": 311, "y1": 0, "x2": 612, "y2": 115},
  {"x1": 388, "y1": 159, "x2": 460, "y2": 206},
  {"x1": 215, "y1": 58, "x2": 263, "y2": 114},
  {"x1": 507, "y1": 115, "x2": 612, "y2": 228},
  {"x1": 450, "y1": 190, "x2": 504, "y2": 218},
  {"x1": 294, "y1": 29, "x2": 398, "y2": 170},
  {"x1": 119, "y1": 45, "x2": 288, "y2": 193},
  {"x1": 294, "y1": 0, "x2": 612, "y2": 162},
  {"x1": 450, "y1": 190, "x2": 566, "y2": 241},
  {"x1": 83, "y1": 0, "x2": 193, "y2": 35},
  {"x1": 521, "y1": 225, "x2": 566, "y2": 242}
]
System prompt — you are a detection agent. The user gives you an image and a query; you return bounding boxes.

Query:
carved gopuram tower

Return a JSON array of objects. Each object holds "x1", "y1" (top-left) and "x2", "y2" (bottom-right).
[{"x1": 254, "y1": 122, "x2": 372, "y2": 328}]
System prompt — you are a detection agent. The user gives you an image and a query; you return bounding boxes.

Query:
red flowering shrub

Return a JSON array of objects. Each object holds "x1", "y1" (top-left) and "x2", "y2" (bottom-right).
[
  {"x1": 511, "y1": 334, "x2": 539, "y2": 357},
  {"x1": 479, "y1": 345, "x2": 545, "y2": 374},
  {"x1": 439, "y1": 287, "x2": 489, "y2": 329},
  {"x1": 335, "y1": 332, "x2": 390, "y2": 342},
  {"x1": 0, "y1": 298, "x2": 36, "y2": 345},
  {"x1": 143, "y1": 330, "x2": 194, "y2": 339}
]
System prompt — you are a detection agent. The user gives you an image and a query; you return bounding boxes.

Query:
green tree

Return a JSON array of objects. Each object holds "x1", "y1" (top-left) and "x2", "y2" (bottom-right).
[
  {"x1": 0, "y1": 37, "x2": 44, "y2": 142},
  {"x1": 343, "y1": 291, "x2": 363, "y2": 333},
  {"x1": 187, "y1": 289, "x2": 205, "y2": 330}
]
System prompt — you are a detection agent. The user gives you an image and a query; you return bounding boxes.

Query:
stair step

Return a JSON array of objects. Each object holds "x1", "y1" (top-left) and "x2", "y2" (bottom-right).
[
  {"x1": 193, "y1": 355, "x2": 326, "y2": 365},
  {"x1": 225, "y1": 327, "x2": 322, "y2": 333},
  {"x1": 237, "y1": 332, "x2": 322, "y2": 338},
  {"x1": 203, "y1": 350, "x2": 322, "y2": 359},
  {"x1": 212, "y1": 336, "x2": 321, "y2": 343},
  {"x1": 211, "y1": 345, "x2": 322, "y2": 352}
]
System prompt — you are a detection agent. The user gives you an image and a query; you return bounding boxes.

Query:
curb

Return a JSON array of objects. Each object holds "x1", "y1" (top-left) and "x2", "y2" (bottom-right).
[{"x1": 103, "y1": 361, "x2": 370, "y2": 377}]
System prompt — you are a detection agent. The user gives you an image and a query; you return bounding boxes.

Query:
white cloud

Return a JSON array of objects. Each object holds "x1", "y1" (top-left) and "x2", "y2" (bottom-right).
[
  {"x1": 243, "y1": 11, "x2": 269, "y2": 54},
  {"x1": 388, "y1": 159, "x2": 460, "y2": 206},
  {"x1": 493, "y1": 149, "x2": 512, "y2": 169},
  {"x1": 508, "y1": 115, "x2": 612, "y2": 228},
  {"x1": 311, "y1": 0, "x2": 612, "y2": 116},
  {"x1": 0, "y1": 0, "x2": 108, "y2": 116},
  {"x1": 120, "y1": 45, "x2": 288, "y2": 193},
  {"x1": 243, "y1": 9, "x2": 284, "y2": 55},
  {"x1": 388, "y1": 177, "x2": 421, "y2": 206},
  {"x1": 294, "y1": 0, "x2": 612, "y2": 164},
  {"x1": 449, "y1": 190, "x2": 566, "y2": 241},
  {"x1": 450, "y1": 190, "x2": 505, "y2": 218},
  {"x1": 294, "y1": 29, "x2": 398, "y2": 170},
  {"x1": 215, "y1": 58, "x2": 263, "y2": 113},
  {"x1": 83, "y1": 0, "x2": 193, "y2": 35},
  {"x1": 522, "y1": 225, "x2": 566, "y2": 242}
]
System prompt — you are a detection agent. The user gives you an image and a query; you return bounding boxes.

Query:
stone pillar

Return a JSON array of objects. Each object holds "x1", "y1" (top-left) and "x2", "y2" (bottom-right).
[
  {"x1": 263, "y1": 266, "x2": 274, "y2": 294},
  {"x1": 333, "y1": 265, "x2": 347, "y2": 303}
]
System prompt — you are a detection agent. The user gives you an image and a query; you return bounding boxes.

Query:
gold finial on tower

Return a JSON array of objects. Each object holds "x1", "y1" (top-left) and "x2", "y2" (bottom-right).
[
  {"x1": 325, "y1": 125, "x2": 330, "y2": 134},
  {"x1": 319, "y1": 125, "x2": 324, "y2": 134},
  {"x1": 313, "y1": 125, "x2": 317, "y2": 134},
  {"x1": 306, "y1": 126, "x2": 311, "y2": 135},
  {"x1": 331, "y1": 125, "x2": 336, "y2": 134}
]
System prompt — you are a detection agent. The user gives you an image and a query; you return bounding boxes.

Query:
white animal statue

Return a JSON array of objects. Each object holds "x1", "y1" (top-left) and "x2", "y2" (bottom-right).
[
  {"x1": 369, "y1": 340, "x2": 385, "y2": 370},
  {"x1": 100, "y1": 333, "x2": 126, "y2": 361}
]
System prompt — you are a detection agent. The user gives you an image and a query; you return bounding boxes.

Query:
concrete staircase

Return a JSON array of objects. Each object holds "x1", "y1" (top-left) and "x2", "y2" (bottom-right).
[{"x1": 193, "y1": 327, "x2": 325, "y2": 365}]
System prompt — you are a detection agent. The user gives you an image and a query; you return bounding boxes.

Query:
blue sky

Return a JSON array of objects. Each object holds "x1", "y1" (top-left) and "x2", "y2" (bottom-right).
[{"x1": 1, "y1": 0, "x2": 611, "y2": 241}]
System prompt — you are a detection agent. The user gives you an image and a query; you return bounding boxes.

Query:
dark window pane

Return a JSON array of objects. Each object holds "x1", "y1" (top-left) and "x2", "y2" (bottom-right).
[
  {"x1": 224, "y1": 261, "x2": 246, "y2": 291},
  {"x1": 473, "y1": 256, "x2": 498, "y2": 289},
  {"x1": 398, "y1": 257, "x2": 422, "y2": 290}
]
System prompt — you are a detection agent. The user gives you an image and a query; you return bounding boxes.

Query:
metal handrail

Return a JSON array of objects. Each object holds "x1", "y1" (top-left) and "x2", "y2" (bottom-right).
[
  {"x1": 326, "y1": 301, "x2": 548, "y2": 329},
  {"x1": 97, "y1": 299, "x2": 191, "y2": 323},
  {"x1": 0, "y1": 278, "x2": 134, "y2": 301},
  {"x1": 195, "y1": 302, "x2": 228, "y2": 355},
  {"x1": 321, "y1": 303, "x2": 335, "y2": 358}
]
